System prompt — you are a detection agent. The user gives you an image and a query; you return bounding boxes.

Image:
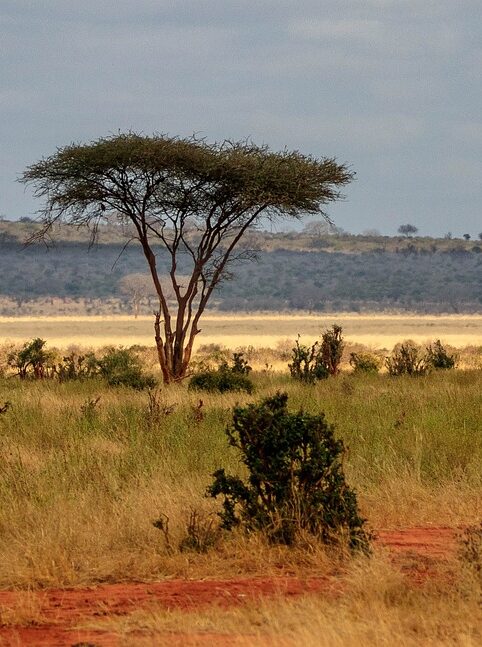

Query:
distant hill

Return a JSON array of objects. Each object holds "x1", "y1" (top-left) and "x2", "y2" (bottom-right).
[{"x1": 0, "y1": 221, "x2": 480, "y2": 315}]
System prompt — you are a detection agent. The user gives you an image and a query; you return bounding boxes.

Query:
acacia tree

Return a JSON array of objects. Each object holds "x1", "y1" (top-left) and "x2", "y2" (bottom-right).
[
  {"x1": 22, "y1": 133, "x2": 353, "y2": 383},
  {"x1": 398, "y1": 223, "x2": 418, "y2": 237}
]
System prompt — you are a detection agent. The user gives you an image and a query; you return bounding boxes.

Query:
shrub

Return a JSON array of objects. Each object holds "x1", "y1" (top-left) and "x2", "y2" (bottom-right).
[
  {"x1": 289, "y1": 324, "x2": 344, "y2": 382},
  {"x1": 425, "y1": 340, "x2": 456, "y2": 370},
  {"x1": 189, "y1": 369, "x2": 253, "y2": 394},
  {"x1": 288, "y1": 336, "x2": 329, "y2": 383},
  {"x1": 207, "y1": 392, "x2": 370, "y2": 551},
  {"x1": 189, "y1": 353, "x2": 254, "y2": 394},
  {"x1": 7, "y1": 338, "x2": 54, "y2": 379},
  {"x1": 97, "y1": 347, "x2": 156, "y2": 390},
  {"x1": 56, "y1": 351, "x2": 99, "y2": 381},
  {"x1": 385, "y1": 341, "x2": 428, "y2": 376},
  {"x1": 321, "y1": 324, "x2": 344, "y2": 375},
  {"x1": 349, "y1": 352, "x2": 381, "y2": 374},
  {"x1": 230, "y1": 352, "x2": 252, "y2": 375}
]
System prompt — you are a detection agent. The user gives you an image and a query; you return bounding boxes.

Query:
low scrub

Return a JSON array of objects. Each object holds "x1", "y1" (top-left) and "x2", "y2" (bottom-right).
[
  {"x1": 289, "y1": 324, "x2": 344, "y2": 383},
  {"x1": 386, "y1": 339, "x2": 456, "y2": 376},
  {"x1": 97, "y1": 347, "x2": 156, "y2": 390},
  {"x1": 349, "y1": 352, "x2": 381, "y2": 374},
  {"x1": 189, "y1": 353, "x2": 254, "y2": 394}
]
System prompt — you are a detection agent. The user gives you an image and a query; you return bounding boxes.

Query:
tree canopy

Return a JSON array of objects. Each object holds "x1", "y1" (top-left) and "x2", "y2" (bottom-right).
[{"x1": 22, "y1": 133, "x2": 354, "y2": 382}]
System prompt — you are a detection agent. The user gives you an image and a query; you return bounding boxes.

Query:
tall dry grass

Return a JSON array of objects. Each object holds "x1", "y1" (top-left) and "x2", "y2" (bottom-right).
[{"x1": 0, "y1": 366, "x2": 481, "y2": 589}]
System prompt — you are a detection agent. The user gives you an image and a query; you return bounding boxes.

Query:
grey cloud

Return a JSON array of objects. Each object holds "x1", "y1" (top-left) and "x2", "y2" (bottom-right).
[{"x1": 1, "y1": 0, "x2": 481, "y2": 235}]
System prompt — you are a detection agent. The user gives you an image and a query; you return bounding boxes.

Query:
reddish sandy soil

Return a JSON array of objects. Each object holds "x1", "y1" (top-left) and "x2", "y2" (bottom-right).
[{"x1": 0, "y1": 527, "x2": 457, "y2": 646}]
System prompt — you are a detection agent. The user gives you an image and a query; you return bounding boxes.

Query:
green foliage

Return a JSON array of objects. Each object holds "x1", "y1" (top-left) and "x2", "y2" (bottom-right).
[
  {"x1": 385, "y1": 341, "x2": 428, "y2": 376},
  {"x1": 288, "y1": 336, "x2": 329, "y2": 383},
  {"x1": 7, "y1": 338, "x2": 53, "y2": 379},
  {"x1": 321, "y1": 324, "x2": 344, "y2": 375},
  {"x1": 55, "y1": 352, "x2": 99, "y2": 381},
  {"x1": 425, "y1": 340, "x2": 457, "y2": 370},
  {"x1": 289, "y1": 325, "x2": 344, "y2": 383},
  {"x1": 398, "y1": 224, "x2": 418, "y2": 237},
  {"x1": 189, "y1": 354, "x2": 254, "y2": 394},
  {"x1": 386, "y1": 339, "x2": 457, "y2": 376},
  {"x1": 97, "y1": 347, "x2": 156, "y2": 390},
  {"x1": 349, "y1": 352, "x2": 381, "y2": 374},
  {"x1": 208, "y1": 392, "x2": 370, "y2": 551},
  {"x1": 229, "y1": 352, "x2": 252, "y2": 375}
]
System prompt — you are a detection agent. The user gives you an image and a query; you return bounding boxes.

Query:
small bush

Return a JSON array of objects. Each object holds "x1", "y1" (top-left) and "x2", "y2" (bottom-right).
[
  {"x1": 7, "y1": 338, "x2": 54, "y2": 379},
  {"x1": 321, "y1": 324, "x2": 344, "y2": 375},
  {"x1": 189, "y1": 369, "x2": 254, "y2": 394},
  {"x1": 97, "y1": 347, "x2": 156, "y2": 390},
  {"x1": 385, "y1": 341, "x2": 428, "y2": 376},
  {"x1": 289, "y1": 324, "x2": 344, "y2": 383},
  {"x1": 349, "y1": 352, "x2": 381, "y2": 374},
  {"x1": 189, "y1": 353, "x2": 254, "y2": 394},
  {"x1": 288, "y1": 336, "x2": 329, "y2": 383},
  {"x1": 425, "y1": 340, "x2": 457, "y2": 370},
  {"x1": 230, "y1": 352, "x2": 252, "y2": 375},
  {"x1": 178, "y1": 510, "x2": 222, "y2": 553},
  {"x1": 56, "y1": 352, "x2": 99, "y2": 381},
  {"x1": 208, "y1": 392, "x2": 370, "y2": 551}
]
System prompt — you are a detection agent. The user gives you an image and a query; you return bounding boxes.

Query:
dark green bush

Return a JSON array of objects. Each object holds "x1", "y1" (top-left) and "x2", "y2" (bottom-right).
[
  {"x1": 349, "y1": 352, "x2": 381, "y2": 374},
  {"x1": 7, "y1": 338, "x2": 54, "y2": 379},
  {"x1": 321, "y1": 324, "x2": 344, "y2": 375},
  {"x1": 288, "y1": 336, "x2": 329, "y2": 383},
  {"x1": 97, "y1": 347, "x2": 156, "y2": 390},
  {"x1": 189, "y1": 369, "x2": 253, "y2": 394},
  {"x1": 425, "y1": 340, "x2": 456, "y2": 370},
  {"x1": 56, "y1": 352, "x2": 99, "y2": 381},
  {"x1": 385, "y1": 341, "x2": 428, "y2": 376},
  {"x1": 230, "y1": 352, "x2": 252, "y2": 375},
  {"x1": 208, "y1": 392, "x2": 369, "y2": 551},
  {"x1": 289, "y1": 324, "x2": 344, "y2": 383},
  {"x1": 189, "y1": 353, "x2": 254, "y2": 393}
]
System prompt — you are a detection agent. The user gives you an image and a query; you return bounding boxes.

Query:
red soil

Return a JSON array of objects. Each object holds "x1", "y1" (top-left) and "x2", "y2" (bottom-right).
[{"x1": 0, "y1": 527, "x2": 458, "y2": 646}]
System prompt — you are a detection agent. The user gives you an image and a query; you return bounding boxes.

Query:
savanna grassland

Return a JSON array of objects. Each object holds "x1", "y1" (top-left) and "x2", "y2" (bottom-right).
[{"x1": 0, "y1": 331, "x2": 481, "y2": 644}]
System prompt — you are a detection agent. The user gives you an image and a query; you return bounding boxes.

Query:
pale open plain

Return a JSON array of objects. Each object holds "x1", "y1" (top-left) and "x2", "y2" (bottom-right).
[{"x1": 1, "y1": 312, "x2": 481, "y2": 351}]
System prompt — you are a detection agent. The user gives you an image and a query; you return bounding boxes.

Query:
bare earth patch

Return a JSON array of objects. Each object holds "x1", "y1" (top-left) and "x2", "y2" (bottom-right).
[{"x1": 0, "y1": 527, "x2": 459, "y2": 646}]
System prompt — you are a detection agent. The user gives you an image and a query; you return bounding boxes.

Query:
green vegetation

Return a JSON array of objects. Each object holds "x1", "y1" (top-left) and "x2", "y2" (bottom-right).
[
  {"x1": 0, "y1": 221, "x2": 481, "y2": 315},
  {"x1": 0, "y1": 349, "x2": 480, "y2": 586},
  {"x1": 189, "y1": 353, "x2": 254, "y2": 393},
  {"x1": 97, "y1": 347, "x2": 156, "y2": 390},
  {"x1": 289, "y1": 325, "x2": 344, "y2": 383},
  {"x1": 349, "y1": 352, "x2": 381, "y2": 374},
  {"x1": 208, "y1": 392, "x2": 369, "y2": 550},
  {"x1": 385, "y1": 339, "x2": 457, "y2": 376}
]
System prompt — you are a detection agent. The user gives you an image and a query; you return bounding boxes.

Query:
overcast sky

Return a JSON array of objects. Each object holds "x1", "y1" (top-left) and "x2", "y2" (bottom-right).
[{"x1": 1, "y1": 1, "x2": 481, "y2": 236}]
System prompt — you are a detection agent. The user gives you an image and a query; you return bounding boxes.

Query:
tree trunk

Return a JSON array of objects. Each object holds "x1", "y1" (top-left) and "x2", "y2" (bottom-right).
[{"x1": 153, "y1": 312, "x2": 196, "y2": 384}]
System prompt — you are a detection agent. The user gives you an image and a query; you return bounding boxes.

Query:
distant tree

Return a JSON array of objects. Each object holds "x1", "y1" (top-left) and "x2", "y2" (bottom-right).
[
  {"x1": 118, "y1": 273, "x2": 155, "y2": 318},
  {"x1": 118, "y1": 272, "x2": 190, "y2": 318},
  {"x1": 398, "y1": 224, "x2": 418, "y2": 237},
  {"x1": 303, "y1": 221, "x2": 335, "y2": 238},
  {"x1": 22, "y1": 133, "x2": 353, "y2": 383},
  {"x1": 19, "y1": 216, "x2": 33, "y2": 223},
  {"x1": 444, "y1": 232, "x2": 453, "y2": 240},
  {"x1": 463, "y1": 233, "x2": 471, "y2": 241},
  {"x1": 478, "y1": 232, "x2": 482, "y2": 241}
]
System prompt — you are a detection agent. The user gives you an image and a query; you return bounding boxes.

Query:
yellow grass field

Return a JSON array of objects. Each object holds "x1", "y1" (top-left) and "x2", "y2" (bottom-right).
[{"x1": 0, "y1": 312, "x2": 481, "y2": 351}]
